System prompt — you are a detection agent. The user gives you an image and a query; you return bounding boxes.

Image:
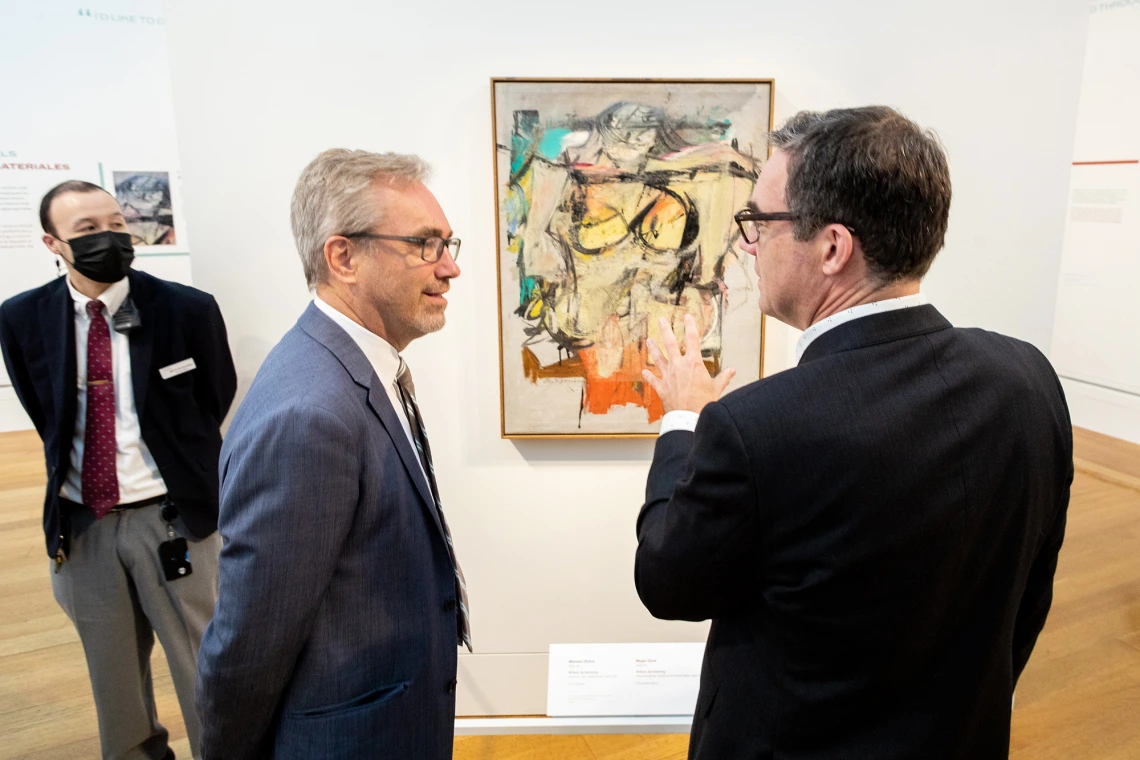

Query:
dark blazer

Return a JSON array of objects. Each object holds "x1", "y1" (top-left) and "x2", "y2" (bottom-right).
[
  {"x1": 0, "y1": 269, "x2": 237, "y2": 557},
  {"x1": 196, "y1": 303, "x2": 460, "y2": 760},
  {"x1": 636, "y1": 306, "x2": 1073, "y2": 760}
]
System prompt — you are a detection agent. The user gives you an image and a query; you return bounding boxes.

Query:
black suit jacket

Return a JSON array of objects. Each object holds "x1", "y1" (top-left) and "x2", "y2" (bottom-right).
[
  {"x1": 636, "y1": 306, "x2": 1072, "y2": 760},
  {"x1": 0, "y1": 269, "x2": 237, "y2": 558}
]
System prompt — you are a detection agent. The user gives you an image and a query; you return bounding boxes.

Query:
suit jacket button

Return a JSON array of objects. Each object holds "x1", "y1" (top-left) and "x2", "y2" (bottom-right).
[
  {"x1": 444, "y1": 599, "x2": 456, "y2": 612},
  {"x1": 447, "y1": 679, "x2": 457, "y2": 695}
]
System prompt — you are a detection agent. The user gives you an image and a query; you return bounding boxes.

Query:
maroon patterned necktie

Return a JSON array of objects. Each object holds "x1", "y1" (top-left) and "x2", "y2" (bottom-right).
[{"x1": 81, "y1": 300, "x2": 119, "y2": 518}]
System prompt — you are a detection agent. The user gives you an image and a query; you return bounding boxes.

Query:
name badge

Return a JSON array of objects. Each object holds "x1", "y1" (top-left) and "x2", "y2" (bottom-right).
[{"x1": 159, "y1": 358, "x2": 197, "y2": 380}]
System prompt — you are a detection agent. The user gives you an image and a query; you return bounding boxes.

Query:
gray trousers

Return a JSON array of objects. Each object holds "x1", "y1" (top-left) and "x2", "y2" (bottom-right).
[{"x1": 50, "y1": 503, "x2": 220, "y2": 760}]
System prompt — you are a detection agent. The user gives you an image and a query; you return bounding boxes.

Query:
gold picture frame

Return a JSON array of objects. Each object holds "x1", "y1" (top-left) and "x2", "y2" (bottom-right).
[{"x1": 492, "y1": 77, "x2": 774, "y2": 439}]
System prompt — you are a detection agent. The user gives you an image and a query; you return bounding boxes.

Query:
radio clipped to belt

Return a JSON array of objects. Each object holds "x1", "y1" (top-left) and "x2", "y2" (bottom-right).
[{"x1": 157, "y1": 498, "x2": 193, "y2": 581}]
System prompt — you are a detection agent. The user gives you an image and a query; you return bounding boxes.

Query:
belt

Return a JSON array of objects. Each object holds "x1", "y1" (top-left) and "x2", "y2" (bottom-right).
[{"x1": 60, "y1": 494, "x2": 167, "y2": 513}]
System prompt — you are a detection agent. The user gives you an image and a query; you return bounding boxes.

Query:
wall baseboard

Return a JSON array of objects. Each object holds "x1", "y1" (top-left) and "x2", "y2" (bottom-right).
[
  {"x1": 1060, "y1": 377, "x2": 1140, "y2": 445},
  {"x1": 454, "y1": 716, "x2": 692, "y2": 736}
]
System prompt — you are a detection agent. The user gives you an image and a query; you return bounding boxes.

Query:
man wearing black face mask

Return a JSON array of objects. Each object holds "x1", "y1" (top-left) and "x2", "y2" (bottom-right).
[{"x1": 0, "y1": 180, "x2": 237, "y2": 760}]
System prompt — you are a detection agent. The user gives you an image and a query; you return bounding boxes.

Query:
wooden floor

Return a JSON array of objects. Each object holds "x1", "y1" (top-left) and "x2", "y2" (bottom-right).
[{"x1": 0, "y1": 428, "x2": 1137, "y2": 759}]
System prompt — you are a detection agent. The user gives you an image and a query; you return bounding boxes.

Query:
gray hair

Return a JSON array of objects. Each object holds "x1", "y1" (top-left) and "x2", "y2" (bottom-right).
[{"x1": 290, "y1": 148, "x2": 431, "y2": 289}]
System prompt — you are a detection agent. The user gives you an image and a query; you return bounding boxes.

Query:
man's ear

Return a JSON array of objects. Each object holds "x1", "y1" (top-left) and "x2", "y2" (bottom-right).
[
  {"x1": 324, "y1": 236, "x2": 359, "y2": 285},
  {"x1": 820, "y1": 224, "x2": 857, "y2": 277},
  {"x1": 43, "y1": 234, "x2": 65, "y2": 258}
]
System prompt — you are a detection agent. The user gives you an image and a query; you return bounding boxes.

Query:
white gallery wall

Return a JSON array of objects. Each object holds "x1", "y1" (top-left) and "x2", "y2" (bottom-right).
[
  {"x1": 1051, "y1": 3, "x2": 1140, "y2": 445},
  {"x1": 161, "y1": 0, "x2": 1090, "y2": 715},
  {"x1": 0, "y1": 2, "x2": 193, "y2": 432}
]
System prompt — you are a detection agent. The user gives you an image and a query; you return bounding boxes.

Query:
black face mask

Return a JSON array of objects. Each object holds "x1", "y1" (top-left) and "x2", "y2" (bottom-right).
[{"x1": 64, "y1": 231, "x2": 135, "y2": 283}]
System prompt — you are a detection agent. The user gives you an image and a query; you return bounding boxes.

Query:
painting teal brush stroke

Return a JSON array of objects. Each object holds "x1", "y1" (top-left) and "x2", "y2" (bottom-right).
[
  {"x1": 519, "y1": 274, "x2": 537, "y2": 308},
  {"x1": 510, "y1": 134, "x2": 531, "y2": 175},
  {"x1": 537, "y1": 128, "x2": 572, "y2": 160},
  {"x1": 510, "y1": 111, "x2": 540, "y2": 176}
]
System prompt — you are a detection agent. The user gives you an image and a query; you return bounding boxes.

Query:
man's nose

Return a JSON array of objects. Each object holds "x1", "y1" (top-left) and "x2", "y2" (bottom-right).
[{"x1": 436, "y1": 249, "x2": 461, "y2": 278}]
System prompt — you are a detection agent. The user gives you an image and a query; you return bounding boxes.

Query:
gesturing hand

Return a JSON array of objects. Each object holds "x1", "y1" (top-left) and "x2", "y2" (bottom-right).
[{"x1": 642, "y1": 313, "x2": 736, "y2": 415}]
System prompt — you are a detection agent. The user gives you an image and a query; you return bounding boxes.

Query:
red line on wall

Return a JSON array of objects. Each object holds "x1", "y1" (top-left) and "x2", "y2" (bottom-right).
[{"x1": 1072, "y1": 160, "x2": 1139, "y2": 166}]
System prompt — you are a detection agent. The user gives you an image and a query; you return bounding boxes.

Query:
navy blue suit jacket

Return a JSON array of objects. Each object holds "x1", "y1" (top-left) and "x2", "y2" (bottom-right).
[
  {"x1": 636, "y1": 306, "x2": 1073, "y2": 760},
  {"x1": 0, "y1": 269, "x2": 236, "y2": 557},
  {"x1": 196, "y1": 303, "x2": 460, "y2": 760}
]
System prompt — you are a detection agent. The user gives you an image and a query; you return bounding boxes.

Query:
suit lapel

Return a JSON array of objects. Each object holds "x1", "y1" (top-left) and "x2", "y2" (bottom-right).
[
  {"x1": 127, "y1": 271, "x2": 155, "y2": 419},
  {"x1": 365, "y1": 384, "x2": 446, "y2": 539},
  {"x1": 297, "y1": 303, "x2": 446, "y2": 542}
]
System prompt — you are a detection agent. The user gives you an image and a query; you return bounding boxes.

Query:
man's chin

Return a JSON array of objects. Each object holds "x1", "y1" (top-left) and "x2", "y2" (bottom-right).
[{"x1": 416, "y1": 313, "x2": 447, "y2": 335}]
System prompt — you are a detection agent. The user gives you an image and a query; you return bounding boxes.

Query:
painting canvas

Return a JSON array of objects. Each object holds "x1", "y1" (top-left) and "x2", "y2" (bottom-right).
[
  {"x1": 113, "y1": 170, "x2": 177, "y2": 246},
  {"x1": 493, "y1": 79, "x2": 773, "y2": 437}
]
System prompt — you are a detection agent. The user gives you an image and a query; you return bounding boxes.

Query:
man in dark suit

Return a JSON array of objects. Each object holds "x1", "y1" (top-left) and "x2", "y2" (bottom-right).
[
  {"x1": 636, "y1": 107, "x2": 1072, "y2": 760},
  {"x1": 196, "y1": 149, "x2": 469, "y2": 759},
  {"x1": 0, "y1": 180, "x2": 237, "y2": 760}
]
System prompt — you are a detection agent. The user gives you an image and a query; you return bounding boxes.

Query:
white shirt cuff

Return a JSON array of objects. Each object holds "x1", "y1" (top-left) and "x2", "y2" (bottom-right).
[{"x1": 658, "y1": 410, "x2": 700, "y2": 436}]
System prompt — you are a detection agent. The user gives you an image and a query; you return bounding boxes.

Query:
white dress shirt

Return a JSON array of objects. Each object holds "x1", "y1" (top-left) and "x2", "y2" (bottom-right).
[
  {"x1": 794, "y1": 293, "x2": 928, "y2": 365},
  {"x1": 62, "y1": 276, "x2": 167, "y2": 504},
  {"x1": 658, "y1": 293, "x2": 930, "y2": 436},
  {"x1": 312, "y1": 296, "x2": 426, "y2": 478}
]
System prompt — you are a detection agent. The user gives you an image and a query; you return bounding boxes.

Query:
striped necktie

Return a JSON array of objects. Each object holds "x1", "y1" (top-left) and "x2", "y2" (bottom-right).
[{"x1": 395, "y1": 358, "x2": 472, "y2": 651}]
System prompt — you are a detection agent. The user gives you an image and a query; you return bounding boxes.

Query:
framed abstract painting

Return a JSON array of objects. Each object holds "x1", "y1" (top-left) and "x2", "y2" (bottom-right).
[{"x1": 492, "y1": 78, "x2": 773, "y2": 438}]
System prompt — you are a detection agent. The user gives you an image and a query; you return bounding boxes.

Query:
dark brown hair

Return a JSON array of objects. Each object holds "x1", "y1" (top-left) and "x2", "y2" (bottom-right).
[{"x1": 770, "y1": 106, "x2": 952, "y2": 281}]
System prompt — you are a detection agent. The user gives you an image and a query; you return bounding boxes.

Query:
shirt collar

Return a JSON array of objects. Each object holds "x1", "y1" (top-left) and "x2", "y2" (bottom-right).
[
  {"x1": 312, "y1": 295, "x2": 403, "y2": 387},
  {"x1": 795, "y1": 293, "x2": 929, "y2": 365},
  {"x1": 67, "y1": 275, "x2": 130, "y2": 317}
]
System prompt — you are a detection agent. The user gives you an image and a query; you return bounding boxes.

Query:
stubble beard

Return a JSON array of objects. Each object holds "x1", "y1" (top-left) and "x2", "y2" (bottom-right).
[{"x1": 413, "y1": 298, "x2": 447, "y2": 336}]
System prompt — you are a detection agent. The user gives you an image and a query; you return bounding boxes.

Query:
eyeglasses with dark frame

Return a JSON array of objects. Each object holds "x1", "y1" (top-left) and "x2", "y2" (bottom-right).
[
  {"x1": 733, "y1": 209, "x2": 855, "y2": 245},
  {"x1": 342, "y1": 232, "x2": 462, "y2": 263}
]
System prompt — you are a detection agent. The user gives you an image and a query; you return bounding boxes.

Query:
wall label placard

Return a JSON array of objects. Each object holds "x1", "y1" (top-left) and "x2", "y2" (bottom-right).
[{"x1": 547, "y1": 642, "x2": 703, "y2": 717}]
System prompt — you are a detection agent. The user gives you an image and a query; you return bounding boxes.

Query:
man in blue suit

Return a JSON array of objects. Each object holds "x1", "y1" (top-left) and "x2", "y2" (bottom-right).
[{"x1": 196, "y1": 149, "x2": 469, "y2": 759}]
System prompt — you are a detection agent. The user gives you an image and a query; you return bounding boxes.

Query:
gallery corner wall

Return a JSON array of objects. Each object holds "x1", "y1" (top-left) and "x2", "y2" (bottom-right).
[{"x1": 1050, "y1": 2, "x2": 1140, "y2": 445}]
